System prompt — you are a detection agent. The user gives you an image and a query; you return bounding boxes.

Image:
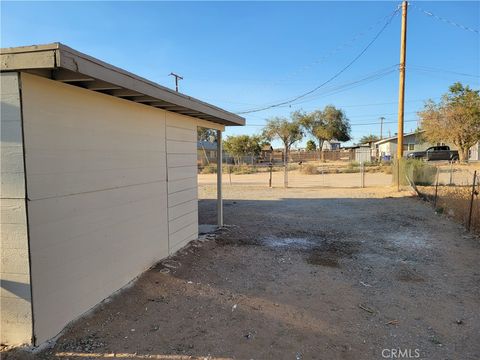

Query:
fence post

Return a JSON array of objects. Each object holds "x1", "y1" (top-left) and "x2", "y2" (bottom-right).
[
  {"x1": 467, "y1": 170, "x2": 477, "y2": 231},
  {"x1": 449, "y1": 161, "x2": 453, "y2": 185},
  {"x1": 269, "y1": 164, "x2": 272, "y2": 188},
  {"x1": 434, "y1": 167, "x2": 440, "y2": 208},
  {"x1": 360, "y1": 161, "x2": 365, "y2": 188}
]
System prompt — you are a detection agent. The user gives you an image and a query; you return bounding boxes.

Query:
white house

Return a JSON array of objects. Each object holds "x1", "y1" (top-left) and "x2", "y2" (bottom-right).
[
  {"x1": 0, "y1": 43, "x2": 244, "y2": 346},
  {"x1": 374, "y1": 131, "x2": 479, "y2": 161},
  {"x1": 322, "y1": 140, "x2": 341, "y2": 151}
]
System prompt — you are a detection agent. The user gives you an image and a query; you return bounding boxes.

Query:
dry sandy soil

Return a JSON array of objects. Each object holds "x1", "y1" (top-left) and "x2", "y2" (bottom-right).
[
  {"x1": 198, "y1": 169, "x2": 392, "y2": 188},
  {"x1": 4, "y1": 184, "x2": 480, "y2": 360}
]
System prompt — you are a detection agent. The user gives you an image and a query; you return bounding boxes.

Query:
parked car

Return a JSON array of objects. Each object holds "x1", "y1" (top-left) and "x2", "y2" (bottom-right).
[{"x1": 407, "y1": 146, "x2": 459, "y2": 161}]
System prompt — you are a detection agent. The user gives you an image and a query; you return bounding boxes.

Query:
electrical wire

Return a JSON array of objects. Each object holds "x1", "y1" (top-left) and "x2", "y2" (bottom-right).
[
  {"x1": 236, "y1": 7, "x2": 400, "y2": 114},
  {"x1": 408, "y1": 65, "x2": 480, "y2": 79},
  {"x1": 243, "y1": 119, "x2": 419, "y2": 127},
  {"x1": 268, "y1": 10, "x2": 405, "y2": 87},
  {"x1": 234, "y1": 65, "x2": 398, "y2": 113},
  {"x1": 409, "y1": 2, "x2": 479, "y2": 35}
]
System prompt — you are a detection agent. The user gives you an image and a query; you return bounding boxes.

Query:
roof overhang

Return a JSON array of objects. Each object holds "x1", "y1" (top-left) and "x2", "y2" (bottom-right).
[{"x1": 0, "y1": 43, "x2": 245, "y2": 127}]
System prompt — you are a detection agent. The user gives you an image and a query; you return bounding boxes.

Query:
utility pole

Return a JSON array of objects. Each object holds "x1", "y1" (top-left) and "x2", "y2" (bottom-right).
[
  {"x1": 169, "y1": 72, "x2": 183, "y2": 92},
  {"x1": 380, "y1": 117, "x2": 385, "y2": 139},
  {"x1": 396, "y1": 0, "x2": 408, "y2": 191}
]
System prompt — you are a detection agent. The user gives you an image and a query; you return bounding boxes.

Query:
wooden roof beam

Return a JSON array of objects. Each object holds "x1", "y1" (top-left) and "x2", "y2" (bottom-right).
[
  {"x1": 108, "y1": 89, "x2": 144, "y2": 97},
  {"x1": 83, "y1": 80, "x2": 122, "y2": 91},
  {"x1": 54, "y1": 69, "x2": 94, "y2": 82}
]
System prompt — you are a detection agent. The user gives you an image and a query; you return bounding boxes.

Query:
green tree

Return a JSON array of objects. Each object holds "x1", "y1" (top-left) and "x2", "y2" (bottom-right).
[
  {"x1": 296, "y1": 105, "x2": 351, "y2": 150},
  {"x1": 419, "y1": 82, "x2": 480, "y2": 162},
  {"x1": 359, "y1": 134, "x2": 380, "y2": 145},
  {"x1": 305, "y1": 140, "x2": 317, "y2": 152},
  {"x1": 262, "y1": 115, "x2": 303, "y2": 188},
  {"x1": 197, "y1": 127, "x2": 217, "y2": 142},
  {"x1": 223, "y1": 134, "x2": 262, "y2": 164}
]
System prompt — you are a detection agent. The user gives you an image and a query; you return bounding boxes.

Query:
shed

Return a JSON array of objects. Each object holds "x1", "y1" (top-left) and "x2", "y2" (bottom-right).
[
  {"x1": 0, "y1": 43, "x2": 244, "y2": 346},
  {"x1": 352, "y1": 144, "x2": 372, "y2": 163}
]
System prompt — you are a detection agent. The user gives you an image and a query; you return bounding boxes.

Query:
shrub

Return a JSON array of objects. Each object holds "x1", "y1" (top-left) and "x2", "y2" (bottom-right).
[
  {"x1": 392, "y1": 159, "x2": 437, "y2": 186},
  {"x1": 407, "y1": 160, "x2": 437, "y2": 186},
  {"x1": 347, "y1": 161, "x2": 360, "y2": 169},
  {"x1": 300, "y1": 164, "x2": 319, "y2": 175},
  {"x1": 200, "y1": 164, "x2": 217, "y2": 174}
]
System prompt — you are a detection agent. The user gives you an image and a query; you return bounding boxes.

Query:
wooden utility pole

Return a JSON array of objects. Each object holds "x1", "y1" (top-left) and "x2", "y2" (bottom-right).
[
  {"x1": 396, "y1": 1, "x2": 408, "y2": 161},
  {"x1": 216, "y1": 130, "x2": 223, "y2": 227},
  {"x1": 396, "y1": 1, "x2": 408, "y2": 191},
  {"x1": 169, "y1": 72, "x2": 183, "y2": 92},
  {"x1": 380, "y1": 117, "x2": 385, "y2": 139}
]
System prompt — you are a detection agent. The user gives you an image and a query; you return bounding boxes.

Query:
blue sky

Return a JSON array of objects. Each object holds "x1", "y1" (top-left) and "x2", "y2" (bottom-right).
[{"x1": 2, "y1": 1, "x2": 479, "y2": 148}]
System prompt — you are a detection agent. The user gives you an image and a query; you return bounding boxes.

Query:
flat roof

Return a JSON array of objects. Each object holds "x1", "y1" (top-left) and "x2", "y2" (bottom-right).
[{"x1": 0, "y1": 43, "x2": 245, "y2": 127}]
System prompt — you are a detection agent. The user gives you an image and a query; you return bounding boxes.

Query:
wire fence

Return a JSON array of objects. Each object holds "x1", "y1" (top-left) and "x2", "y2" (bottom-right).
[
  {"x1": 404, "y1": 160, "x2": 480, "y2": 234},
  {"x1": 198, "y1": 160, "x2": 392, "y2": 189}
]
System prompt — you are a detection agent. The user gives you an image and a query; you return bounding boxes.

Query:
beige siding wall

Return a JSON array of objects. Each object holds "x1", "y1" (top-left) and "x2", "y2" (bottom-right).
[
  {"x1": 0, "y1": 72, "x2": 33, "y2": 345},
  {"x1": 2, "y1": 72, "x2": 225, "y2": 346},
  {"x1": 21, "y1": 73, "x2": 170, "y2": 344},
  {"x1": 166, "y1": 113, "x2": 198, "y2": 253}
]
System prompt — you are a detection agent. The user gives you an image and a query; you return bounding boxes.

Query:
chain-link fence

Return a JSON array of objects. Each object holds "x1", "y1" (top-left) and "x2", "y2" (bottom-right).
[
  {"x1": 403, "y1": 160, "x2": 480, "y2": 234},
  {"x1": 198, "y1": 160, "x2": 392, "y2": 188}
]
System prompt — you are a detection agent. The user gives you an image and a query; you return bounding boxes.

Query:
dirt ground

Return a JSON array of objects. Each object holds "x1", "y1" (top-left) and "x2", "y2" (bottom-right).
[
  {"x1": 198, "y1": 170, "x2": 392, "y2": 188},
  {"x1": 4, "y1": 184, "x2": 480, "y2": 360}
]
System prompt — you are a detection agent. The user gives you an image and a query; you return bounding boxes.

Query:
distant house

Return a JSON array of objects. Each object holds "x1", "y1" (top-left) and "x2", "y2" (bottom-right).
[
  {"x1": 374, "y1": 131, "x2": 427, "y2": 160},
  {"x1": 322, "y1": 140, "x2": 341, "y2": 151},
  {"x1": 374, "y1": 131, "x2": 479, "y2": 161},
  {"x1": 469, "y1": 142, "x2": 480, "y2": 161}
]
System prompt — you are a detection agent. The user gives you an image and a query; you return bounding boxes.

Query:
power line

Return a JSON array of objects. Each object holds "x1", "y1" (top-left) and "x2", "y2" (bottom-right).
[
  {"x1": 408, "y1": 65, "x2": 480, "y2": 79},
  {"x1": 235, "y1": 65, "x2": 398, "y2": 112},
  {"x1": 243, "y1": 119, "x2": 419, "y2": 127},
  {"x1": 268, "y1": 10, "x2": 404, "y2": 87},
  {"x1": 234, "y1": 65, "x2": 398, "y2": 113},
  {"x1": 237, "y1": 7, "x2": 400, "y2": 114},
  {"x1": 410, "y1": 2, "x2": 479, "y2": 35}
]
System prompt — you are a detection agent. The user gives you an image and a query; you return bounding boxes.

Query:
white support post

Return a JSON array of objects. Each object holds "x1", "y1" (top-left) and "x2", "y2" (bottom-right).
[{"x1": 217, "y1": 130, "x2": 223, "y2": 227}]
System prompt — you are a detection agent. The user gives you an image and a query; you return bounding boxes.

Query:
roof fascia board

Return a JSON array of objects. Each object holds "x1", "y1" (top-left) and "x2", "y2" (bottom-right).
[
  {"x1": 1, "y1": 43, "x2": 244, "y2": 126},
  {"x1": 56, "y1": 45, "x2": 244, "y2": 126},
  {"x1": 1, "y1": 50, "x2": 56, "y2": 70}
]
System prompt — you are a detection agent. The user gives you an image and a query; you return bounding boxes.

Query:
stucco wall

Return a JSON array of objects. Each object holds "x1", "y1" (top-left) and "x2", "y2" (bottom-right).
[
  {"x1": 0, "y1": 72, "x2": 33, "y2": 345},
  {"x1": 20, "y1": 73, "x2": 171, "y2": 344}
]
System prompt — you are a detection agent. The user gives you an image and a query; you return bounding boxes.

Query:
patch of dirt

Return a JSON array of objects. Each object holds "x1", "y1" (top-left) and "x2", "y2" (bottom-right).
[
  {"x1": 4, "y1": 185, "x2": 480, "y2": 360},
  {"x1": 307, "y1": 240, "x2": 360, "y2": 268}
]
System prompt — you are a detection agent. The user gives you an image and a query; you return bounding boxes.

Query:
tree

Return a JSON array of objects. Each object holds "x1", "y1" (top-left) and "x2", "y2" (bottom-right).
[
  {"x1": 419, "y1": 82, "x2": 480, "y2": 162},
  {"x1": 223, "y1": 135, "x2": 262, "y2": 164},
  {"x1": 296, "y1": 105, "x2": 351, "y2": 151},
  {"x1": 197, "y1": 127, "x2": 217, "y2": 142},
  {"x1": 262, "y1": 115, "x2": 303, "y2": 188},
  {"x1": 359, "y1": 134, "x2": 380, "y2": 145},
  {"x1": 306, "y1": 140, "x2": 317, "y2": 152}
]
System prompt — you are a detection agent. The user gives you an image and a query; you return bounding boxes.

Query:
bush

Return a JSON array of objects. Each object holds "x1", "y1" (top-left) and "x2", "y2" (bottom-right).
[
  {"x1": 382, "y1": 165, "x2": 393, "y2": 174},
  {"x1": 347, "y1": 161, "x2": 360, "y2": 169},
  {"x1": 200, "y1": 164, "x2": 217, "y2": 174},
  {"x1": 392, "y1": 159, "x2": 437, "y2": 186},
  {"x1": 407, "y1": 160, "x2": 437, "y2": 186},
  {"x1": 300, "y1": 164, "x2": 319, "y2": 175}
]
